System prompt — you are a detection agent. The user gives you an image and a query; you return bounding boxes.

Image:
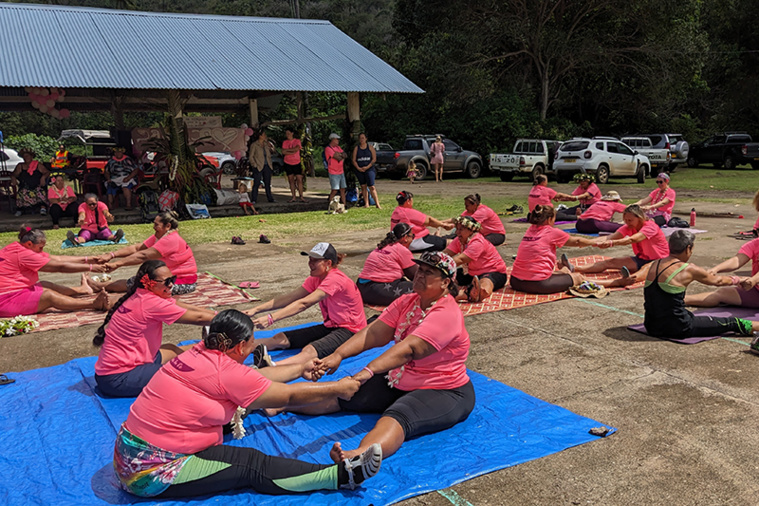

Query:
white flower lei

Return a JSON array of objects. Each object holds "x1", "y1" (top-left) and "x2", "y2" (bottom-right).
[{"x1": 386, "y1": 298, "x2": 435, "y2": 387}]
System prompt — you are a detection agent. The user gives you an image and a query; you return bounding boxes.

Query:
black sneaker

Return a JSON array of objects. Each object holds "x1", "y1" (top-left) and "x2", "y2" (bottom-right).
[
  {"x1": 252, "y1": 344, "x2": 274, "y2": 368},
  {"x1": 738, "y1": 319, "x2": 753, "y2": 337}
]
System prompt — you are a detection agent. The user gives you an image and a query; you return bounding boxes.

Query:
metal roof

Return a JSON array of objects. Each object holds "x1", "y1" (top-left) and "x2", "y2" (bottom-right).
[{"x1": 0, "y1": 3, "x2": 423, "y2": 94}]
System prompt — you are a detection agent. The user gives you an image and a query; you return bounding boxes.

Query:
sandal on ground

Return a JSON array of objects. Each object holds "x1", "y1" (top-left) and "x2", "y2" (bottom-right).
[
  {"x1": 259, "y1": 234, "x2": 271, "y2": 244},
  {"x1": 0, "y1": 374, "x2": 16, "y2": 386},
  {"x1": 560, "y1": 253, "x2": 574, "y2": 272},
  {"x1": 252, "y1": 344, "x2": 274, "y2": 368},
  {"x1": 231, "y1": 236, "x2": 246, "y2": 245},
  {"x1": 66, "y1": 230, "x2": 81, "y2": 246},
  {"x1": 340, "y1": 443, "x2": 383, "y2": 490},
  {"x1": 112, "y1": 229, "x2": 124, "y2": 243}
]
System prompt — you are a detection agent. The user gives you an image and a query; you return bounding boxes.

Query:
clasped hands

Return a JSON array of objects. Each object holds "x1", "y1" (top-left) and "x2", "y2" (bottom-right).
[{"x1": 299, "y1": 357, "x2": 360, "y2": 400}]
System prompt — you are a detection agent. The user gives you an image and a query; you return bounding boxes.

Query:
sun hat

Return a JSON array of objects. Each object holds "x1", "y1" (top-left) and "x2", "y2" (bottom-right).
[
  {"x1": 329, "y1": 133, "x2": 341, "y2": 140},
  {"x1": 301, "y1": 242, "x2": 338, "y2": 264},
  {"x1": 568, "y1": 280, "x2": 608, "y2": 299},
  {"x1": 412, "y1": 251, "x2": 457, "y2": 278},
  {"x1": 454, "y1": 215, "x2": 481, "y2": 232},
  {"x1": 18, "y1": 147, "x2": 35, "y2": 157},
  {"x1": 601, "y1": 191, "x2": 622, "y2": 201}
]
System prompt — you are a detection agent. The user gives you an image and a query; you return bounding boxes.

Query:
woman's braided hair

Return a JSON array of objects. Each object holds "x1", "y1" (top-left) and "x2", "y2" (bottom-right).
[{"x1": 92, "y1": 260, "x2": 167, "y2": 347}]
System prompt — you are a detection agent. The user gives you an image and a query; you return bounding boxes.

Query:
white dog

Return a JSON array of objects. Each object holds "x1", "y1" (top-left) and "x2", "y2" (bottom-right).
[{"x1": 327, "y1": 196, "x2": 346, "y2": 214}]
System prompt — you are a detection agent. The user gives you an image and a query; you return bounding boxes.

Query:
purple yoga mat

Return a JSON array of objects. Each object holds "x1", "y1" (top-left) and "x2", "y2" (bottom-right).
[
  {"x1": 512, "y1": 218, "x2": 574, "y2": 224},
  {"x1": 628, "y1": 307, "x2": 759, "y2": 344},
  {"x1": 662, "y1": 227, "x2": 707, "y2": 237}
]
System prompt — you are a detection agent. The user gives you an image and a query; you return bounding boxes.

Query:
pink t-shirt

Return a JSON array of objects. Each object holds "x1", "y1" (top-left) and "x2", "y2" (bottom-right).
[
  {"x1": 648, "y1": 187, "x2": 676, "y2": 215},
  {"x1": 738, "y1": 239, "x2": 759, "y2": 279},
  {"x1": 446, "y1": 234, "x2": 507, "y2": 276},
  {"x1": 617, "y1": 220, "x2": 669, "y2": 261},
  {"x1": 462, "y1": 204, "x2": 505, "y2": 236},
  {"x1": 124, "y1": 342, "x2": 272, "y2": 454},
  {"x1": 282, "y1": 138, "x2": 302, "y2": 165},
  {"x1": 0, "y1": 242, "x2": 50, "y2": 294},
  {"x1": 391, "y1": 206, "x2": 429, "y2": 238},
  {"x1": 95, "y1": 289, "x2": 187, "y2": 376},
  {"x1": 378, "y1": 293, "x2": 470, "y2": 391},
  {"x1": 324, "y1": 145, "x2": 344, "y2": 175},
  {"x1": 580, "y1": 201, "x2": 627, "y2": 221},
  {"x1": 142, "y1": 232, "x2": 197, "y2": 279},
  {"x1": 47, "y1": 185, "x2": 76, "y2": 211},
  {"x1": 302, "y1": 269, "x2": 367, "y2": 332},
  {"x1": 511, "y1": 225, "x2": 570, "y2": 281},
  {"x1": 359, "y1": 242, "x2": 415, "y2": 282},
  {"x1": 78, "y1": 201, "x2": 110, "y2": 233},
  {"x1": 573, "y1": 183, "x2": 602, "y2": 206},
  {"x1": 528, "y1": 185, "x2": 557, "y2": 212},
  {"x1": 754, "y1": 216, "x2": 759, "y2": 230}
]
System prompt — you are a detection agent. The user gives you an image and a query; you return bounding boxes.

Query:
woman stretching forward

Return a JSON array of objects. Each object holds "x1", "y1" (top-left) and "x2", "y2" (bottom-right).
[{"x1": 357, "y1": 223, "x2": 417, "y2": 306}]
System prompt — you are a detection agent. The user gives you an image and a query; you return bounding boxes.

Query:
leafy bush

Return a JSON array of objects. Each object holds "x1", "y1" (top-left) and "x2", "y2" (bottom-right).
[{"x1": 5, "y1": 134, "x2": 58, "y2": 161}]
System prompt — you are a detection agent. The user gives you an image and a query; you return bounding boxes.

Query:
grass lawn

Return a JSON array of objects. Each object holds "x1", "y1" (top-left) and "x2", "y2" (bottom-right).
[
  {"x1": 639, "y1": 166, "x2": 759, "y2": 192},
  {"x1": 0, "y1": 191, "x2": 529, "y2": 255}
]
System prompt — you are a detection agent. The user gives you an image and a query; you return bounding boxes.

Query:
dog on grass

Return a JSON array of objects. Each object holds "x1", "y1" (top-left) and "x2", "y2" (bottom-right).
[{"x1": 327, "y1": 196, "x2": 347, "y2": 214}]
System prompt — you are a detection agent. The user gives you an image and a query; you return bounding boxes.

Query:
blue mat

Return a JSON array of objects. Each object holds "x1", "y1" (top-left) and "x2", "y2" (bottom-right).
[
  {"x1": 0, "y1": 323, "x2": 616, "y2": 505},
  {"x1": 61, "y1": 236, "x2": 129, "y2": 249},
  {"x1": 560, "y1": 227, "x2": 600, "y2": 237}
]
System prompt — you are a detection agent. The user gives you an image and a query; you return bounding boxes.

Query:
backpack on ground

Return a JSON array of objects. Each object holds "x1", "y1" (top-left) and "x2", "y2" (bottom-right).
[{"x1": 137, "y1": 186, "x2": 160, "y2": 223}]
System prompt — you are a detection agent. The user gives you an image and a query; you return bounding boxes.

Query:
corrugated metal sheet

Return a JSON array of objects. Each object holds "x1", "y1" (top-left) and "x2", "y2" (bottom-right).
[{"x1": 0, "y1": 3, "x2": 423, "y2": 93}]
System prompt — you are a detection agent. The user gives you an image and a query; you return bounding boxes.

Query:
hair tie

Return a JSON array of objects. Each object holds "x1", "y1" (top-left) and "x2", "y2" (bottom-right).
[
  {"x1": 140, "y1": 273, "x2": 157, "y2": 290},
  {"x1": 25, "y1": 227, "x2": 31, "y2": 232}
]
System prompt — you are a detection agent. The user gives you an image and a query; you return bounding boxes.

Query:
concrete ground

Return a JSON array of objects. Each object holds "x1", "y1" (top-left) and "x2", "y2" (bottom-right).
[{"x1": 2, "y1": 175, "x2": 759, "y2": 505}]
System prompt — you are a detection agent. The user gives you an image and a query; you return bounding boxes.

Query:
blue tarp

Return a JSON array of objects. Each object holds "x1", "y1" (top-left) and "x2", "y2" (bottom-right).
[
  {"x1": 61, "y1": 236, "x2": 129, "y2": 249},
  {"x1": 0, "y1": 323, "x2": 615, "y2": 505}
]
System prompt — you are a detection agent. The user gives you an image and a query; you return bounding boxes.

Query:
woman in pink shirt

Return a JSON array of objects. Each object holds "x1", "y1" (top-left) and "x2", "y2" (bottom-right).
[
  {"x1": 452, "y1": 193, "x2": 506, "y2": 245},
  {"x1": 66, "y1": 193, "x2": 124, "y2": 245},
  {"x1": 93, "y1": 260, "x2": 215, "y2": 397},
  {"x1": 114, "y1": 309, "x2": 381, "y2": 499},
  {"x1": 562, "y1": 204, "x2": 669, "y2": 286},
  {"x1": 246, "y1": 242, "x2": 367, "y2": 367},
  {"x1": 576, "y1": 191, "x2": 627, "y2": 234},
  {"x1": 282, "y1": 127, "x2": 305, "y2": 203},
  {"x1": 47, "y1": 175, "x2": 77, "y2": 229},
  {"x1": 527, "y1": 174, "x2": 577, "y2": 213},
  {"x1": 634, "y1": 172, "x2": 676, "y2": 226},
  {"x1": 391, "y1": 191, "x2": 454, "y2": 252},
  {"x1": 556, "y1": 173, "x2": 603, "y2": 221},
  {"x1": 509, "y1": 206, "x2": 598, "y2": 294},
  {"x1": 357, "y1": 223, "x2": 418, "y2": 306},
  {"x1": 684, "y1": 236, "x2": 759, "y2": 309},
  {"x1": 283, "y1": 251, "x2": 474, "y2": 464},
  {"x1": 444, "y1": 216, "x2": 508, "y2": 302},
  {"x1": 90, "y1": 211, "x2": 198, "y2": 295},
  {"x1": 0, "y1": 225, "x2": 109, "y2": 317}
]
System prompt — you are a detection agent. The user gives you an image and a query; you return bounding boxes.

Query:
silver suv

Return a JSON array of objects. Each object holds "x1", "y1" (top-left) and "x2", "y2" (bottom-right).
[{"x1": 640, "y1": 134, "x2": 689, "y2": 171}]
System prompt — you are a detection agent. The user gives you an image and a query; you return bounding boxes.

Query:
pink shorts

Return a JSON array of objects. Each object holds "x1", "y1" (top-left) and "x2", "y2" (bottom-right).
[
  {"x1": 0, "y1": 284, "x2": 44, "y2": 317},
  {"x1": 79, "y1": 228, "x2": 113, "y2": 242},
  {"x1": 738, "y1": 287, "x2": 759, "y2": 308}
]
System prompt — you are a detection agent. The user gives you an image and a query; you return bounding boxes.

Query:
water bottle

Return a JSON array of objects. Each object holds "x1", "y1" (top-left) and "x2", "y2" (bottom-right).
[{"x1": 690, "y1": 208, "x2": 696, "y2": 227}]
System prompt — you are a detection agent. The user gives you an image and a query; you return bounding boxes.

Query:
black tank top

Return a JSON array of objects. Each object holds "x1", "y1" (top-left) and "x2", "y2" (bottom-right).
[
  {"x1": 356, "y1": 145, "x2": 372, "y2": 169},
  {"x1": 643, "y1": 259, "x2": 694, "y2": 337}
]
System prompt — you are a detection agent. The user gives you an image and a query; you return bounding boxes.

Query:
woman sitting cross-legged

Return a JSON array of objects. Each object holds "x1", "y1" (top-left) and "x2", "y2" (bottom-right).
[
  {"x1": 0, "y1": 225, "x2": 110, "y2": 317},
  {"x1": 246, "y1": 242, "x2": 366, "y2": 367},
  {"x1": 93, "y1": 260, "x2": 216, "y2": 397},
  {"x1": 560, "y1": 204, "x2": 669, "y2": 286},
  {"x1": 452, "y1": 193, "x2": 507, "y2": 246},
  {"x1": 555, "y1": 173, "x2": 603, "y2": 222},
  {"x1": 114, "y1": 309, "x2": 382, "y2": 499},
  {"x1": 356, "y1": 223, "x2": 418, "y2": 306},
  {"x1": 277, "y1": 252, "x2": 474, "y2": 465},
  {"x1": 684, "y1": 236, "x2": 759, "y2": 309},
  {"x1": 509, "y1": 206, "x2": 599, "y2": 294},
  {"x1": 643, "y1": 230, "x2": 758, "y2": 342},
  {"x1": 444, "y1": 216, "x2": 508, "y2": 302},
  {"x1": 66, "y1": 193, "x2": 124, "y2": 246}
]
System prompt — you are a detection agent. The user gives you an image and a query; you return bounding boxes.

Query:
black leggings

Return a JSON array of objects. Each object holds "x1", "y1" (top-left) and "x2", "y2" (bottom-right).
[
  {"x1": 357, "y1": 279, "x2": 413, "y2": 306},
  {"x1": 484, "y1": 233, "x2": 505, "y2": 246},
  {"x1": 49, "y1": 203, "x2": 78, "y2": 225},
  {"x1": 555, "y1": 204, "x2": 582, "y2": 222},
  {"x1": 284, "y1": 324, "x2": 354, "y2": 358},
  {"x1": 456, "y1": 270, "x2": 508, "y2": 291},
  {"x1": 510, "y1": 273, "x2": 573, "y2": 294},
  {"x1": 646, "y1": 315, "x2": 751, "y2": 339},
  {"x1": 339, "y1": 375, "x2": 475, "y2": 439},
  {"x1": 575, "y1": 218, "x2": 622, "y2": 234},
  {"x1": 157, "y1": 444, "x2": 341, "y2": 498}
]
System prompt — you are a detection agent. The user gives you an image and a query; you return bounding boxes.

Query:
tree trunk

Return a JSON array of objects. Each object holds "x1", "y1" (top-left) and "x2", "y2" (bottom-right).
[{"x1": 540, "y1": 71, "x2": 550, "y2": 121}]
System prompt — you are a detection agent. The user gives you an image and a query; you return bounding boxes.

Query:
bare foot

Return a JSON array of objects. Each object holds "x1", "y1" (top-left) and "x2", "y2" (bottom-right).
[
  {"x1": 79, "y1": 273, "x2": 94, "y2": 295},
  {"x1": 299, "y1": 198, "x2": 306, "y2": 203},
  {"x1": 94, "y1": 290, "x2": 110, "y2": 311},
  {"x1": 330, "y1": 442, "x2": 346, "y2": 464},
  {"x1": 375, "y1": 205, "x2": 382, "y2": 209},
  {"x1": 85, "y1": 275, "x2": 105, "y2": 293},
  {"x1": 262, "y1": 407, "x2": 286, "y2": 417}
]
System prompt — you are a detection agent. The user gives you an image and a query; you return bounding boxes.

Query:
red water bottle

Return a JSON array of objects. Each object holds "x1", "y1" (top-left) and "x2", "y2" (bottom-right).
[{"x1": 690, "y1": 208, "x2": 696, "y2": 227}]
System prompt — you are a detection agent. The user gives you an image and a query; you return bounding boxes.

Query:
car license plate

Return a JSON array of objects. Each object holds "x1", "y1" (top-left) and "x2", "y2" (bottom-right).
[
  {"x1": 754, "y1": 158, "x2": 759, "y2": 161},
  {"x1": 564, "y1": 158, "x2": 576, "y2": 163}
]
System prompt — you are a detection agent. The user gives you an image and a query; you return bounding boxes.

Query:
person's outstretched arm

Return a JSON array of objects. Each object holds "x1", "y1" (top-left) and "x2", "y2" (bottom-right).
[{"x1": 319, "y1": 319, "x2": 395, "y2": 374}]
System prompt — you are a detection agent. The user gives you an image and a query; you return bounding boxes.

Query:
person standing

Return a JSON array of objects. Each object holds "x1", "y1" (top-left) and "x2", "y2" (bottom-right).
[
  {"x1": 325, "y1": 133, "x2": 347, "y2": 205},
  {"x1": 248, "y1": 131, "x2": 276, "y2": 204},
  {"x1": 47, "y1": 176, "x2": 78, "y2": 229},
  {"x1": 105, "y1": 146, "x2": 140, "y2": 210},
  {"x1": 429, "y1": 136, "x2": 445, "y2": 182},
  {"x1": 11, "y1": 148, "x2": 49, "y2": 216},
  {"x1": 352, "y1": 133, "x2": 381, "y2": 209},
  {"x1": 282, "y1": 127, "x2": 305, "y2": 203}
]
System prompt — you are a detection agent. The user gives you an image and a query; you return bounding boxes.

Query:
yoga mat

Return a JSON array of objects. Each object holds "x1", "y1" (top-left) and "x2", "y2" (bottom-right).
[
  {"x1": 26, "y1": 272, "x2": 257, "y2": 334},
  {"x1": 627, "y1": 307, "x2": 758, "y2": 344},
  {"x1": 662, "y1": 227, "x2": 707, "y2": 237},
  {"x1": 513, "y1": 218, "x2": 574, "y2": 224},
  {"x1": 0, "y1": 323, "x2": 615, "y2": 506},
  {"x1": 61, "y1": 236, "x2": 129, "y2": 249},
  {"x1": 560, "y1": 227, "x2": 600, "y2": 237}
]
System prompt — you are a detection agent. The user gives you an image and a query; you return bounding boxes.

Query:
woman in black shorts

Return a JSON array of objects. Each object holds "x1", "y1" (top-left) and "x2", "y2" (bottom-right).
[
  {"x1": 281, "y1": 127, "x2": 305, "y2": 203},
  {"x1": 356, "y1": 223, "x2": 418, "y2": 306},
  {"x1": 279, "y1": 251, "x2": 475, "y2": 463}
]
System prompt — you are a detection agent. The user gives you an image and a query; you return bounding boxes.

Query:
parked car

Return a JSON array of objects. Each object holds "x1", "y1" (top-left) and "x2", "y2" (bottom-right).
[
  {"x1": 620, "y1": 136, "x2": 670, "y2": 175},
  {"x1": 370, "y1": 142, "x2": 397, "y2": 175},
  {"x1": 687, "y1": 132, "x2": 759, "y2": 169},
  {"x1": 642, "y1": 133, "x2": 689, "y2": 171},
  {"x1": 490, "y1": 139, "x2": 562, "y2": 182},
  {"x1": 554, "y1": 137, "x2": 649, "y2": 184},
  {"x1": 58, "y1": 129, "x2": 118, "y2": 171},
  {"x1": 203, "y1": 150, "x2": 283, "y2": 176},
  {"x1": 388, "y1": 135, "x2": 483, "y2": 179},
  {"x1": 0, "y1": 147, "x2": 23, "y2": 173}
]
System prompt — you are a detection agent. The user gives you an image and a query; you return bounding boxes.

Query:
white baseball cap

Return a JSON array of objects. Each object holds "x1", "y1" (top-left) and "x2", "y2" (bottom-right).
[{"x1": 329, "y1": 133, "x2": 341, "y2": 140}]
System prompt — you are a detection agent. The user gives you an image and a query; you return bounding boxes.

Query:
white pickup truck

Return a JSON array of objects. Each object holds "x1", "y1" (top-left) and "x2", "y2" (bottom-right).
[
  {"x1": 620, "y1": 136, "x2": 670, "y2": 176},
  {"x1": 490, "y1": 139, "x2": 562, "y2": 182}
]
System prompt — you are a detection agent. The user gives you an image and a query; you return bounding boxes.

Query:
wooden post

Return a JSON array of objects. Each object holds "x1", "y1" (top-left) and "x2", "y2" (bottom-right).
[
  {"x1": 112, "y1": 95, "x2": 125, "y2": 130},
  {"x1": 347, "y1": 92, "x2": 360, "y2": 142},
  {"x1": 249, "y1": 97, "x2": 259, "y2": 128}
]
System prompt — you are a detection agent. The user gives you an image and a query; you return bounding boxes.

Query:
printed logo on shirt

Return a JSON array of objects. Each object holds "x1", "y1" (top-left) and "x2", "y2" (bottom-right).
[
  {"x1": 168, "y1": 356, "x2": 194, "y2": 372},
  {"x1": 117, "y1": 305, "x2": 133, "y2": 314}
]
